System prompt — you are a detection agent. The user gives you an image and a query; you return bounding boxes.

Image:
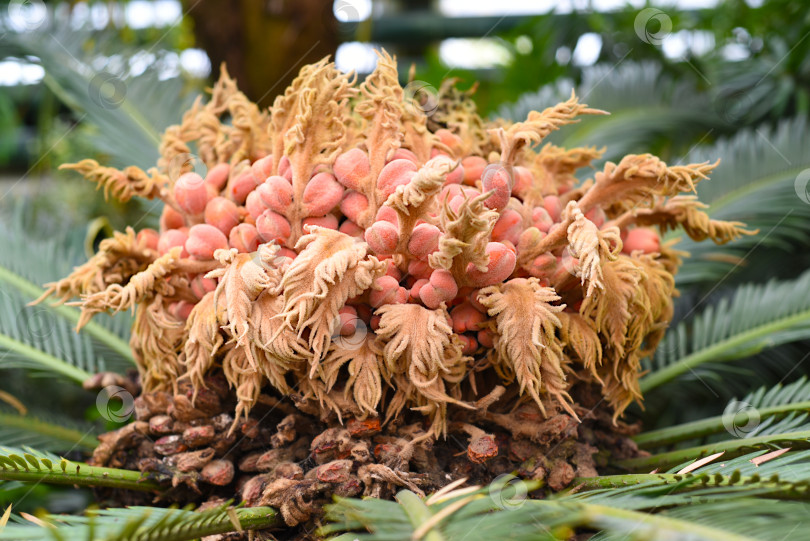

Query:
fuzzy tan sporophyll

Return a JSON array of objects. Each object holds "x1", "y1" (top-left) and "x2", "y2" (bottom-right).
[{"x1": 39, "y1": 52, "x2": 753, "y2": 443}]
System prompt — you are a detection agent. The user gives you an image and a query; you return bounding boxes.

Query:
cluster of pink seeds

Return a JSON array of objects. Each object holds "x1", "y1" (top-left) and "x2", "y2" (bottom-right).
[{"x1": 139, "y1": 130, "x2": 661, "y2": 355}]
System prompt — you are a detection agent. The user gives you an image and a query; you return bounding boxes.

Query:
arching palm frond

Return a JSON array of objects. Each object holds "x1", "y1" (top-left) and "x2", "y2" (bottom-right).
[
  {"x1": 0, "y1": 214, "x2": 133, "y2": 368},
  {"x1": 675, "y1": 116, "x2": 810, "y2": 286},
  {"x1": 576, "y1": 448, "x2": 810, "y2": 499},
  {"x1": 0, "y1": 447, "x2": 161, "y2": 492},
  {"x1": 323, "y1": 472, "x2": 810, "y2": 541},
  {"x1": 0, "y1": 502, "x2": 279, "y2": 541},
  {"x1": 636, "y1": 376, "x2": 810, "y2": 449},
  {"x1": 0, "y1": 285, "x2": 103, "y2": 383},
  {"x1": 0, "y1": 409, "x2": 98, "y2": 452},
  {"x1": 2, "y1": 23, "x2": 201, "y2": 171},
  {"x1": 642, "y1": 269, "x2": 810, "y2": 393}
]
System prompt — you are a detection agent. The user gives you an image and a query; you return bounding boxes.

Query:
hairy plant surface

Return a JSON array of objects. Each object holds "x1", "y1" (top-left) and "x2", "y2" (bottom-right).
[{"x1": 37, "y1": 52, "x2": 752, "y2": 533}]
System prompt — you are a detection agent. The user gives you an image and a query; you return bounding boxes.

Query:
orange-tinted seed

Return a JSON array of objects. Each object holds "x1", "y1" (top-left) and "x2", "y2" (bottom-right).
[
  {"x1": 255, "y1": 210, "x2": 291, "y2": 244},
  {"x1": 229, "y1": 223, "x2": 260, "y2": 253},
  {"x1": 186, "y1": 224, "x2": 229, "y2": 259},
  {"x1": 204, "y1": 197, "x2": 241, "y2": 235},
  {"x1": 333, "y1": 148, "x2": 370, "y2": 191},
  {"x1": 174, "y1": 172, "x2": 208, "y2": 214},
  {"x1": 461, "y1": 156, "x2": 487, "y2": 185},
  {"x1": 205, "y1": 163, "x2": 230, "y2": 191}
]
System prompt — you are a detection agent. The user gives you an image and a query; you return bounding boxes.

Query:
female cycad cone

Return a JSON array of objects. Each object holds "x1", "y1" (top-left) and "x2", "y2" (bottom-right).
[{"x1": 41, "y1": 51, "x2": 753, "y2": 526}]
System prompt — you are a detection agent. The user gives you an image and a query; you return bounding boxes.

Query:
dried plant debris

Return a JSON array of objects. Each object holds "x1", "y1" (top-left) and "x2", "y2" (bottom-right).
[
  {"x1": 43, "y1": 50, "x2": 749, "y2": 535},
  {"x1": 89, "y1": 376, "x2": 644, "y2": 537}
]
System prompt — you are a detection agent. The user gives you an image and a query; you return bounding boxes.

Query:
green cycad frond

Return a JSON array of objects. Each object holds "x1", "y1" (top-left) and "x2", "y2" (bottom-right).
[
  {"x1": 3, "y1": 24, "x2": 200, "y2": 170},
  {"x1": 0, "y1": 503, "x2": 280, "y2": 541},
  {"x1": 0, "y1": 216, "x2": 133, "y2": 369},
  {"x1": 323, "y1": 476, "x2": 810, "y2": 541},
  {"x1": 675, "y1": 116, "x2": 810, "y2": 285},
  {"x1": 322, "y1": 482, "x2": 571, "y2": 541},
  {"x1": 496, "y1": 61, "x2": 718, "y2": 163},
  {"x1": 0, "y1": 408, "x2": 98, "y2": 451},
  {"x1": 0, "y1": 286, "x2": 103, "y2": 382},
  {"x1": 683, "y1": 448, "x2": 810, "y2": 484},
  {"x1": 588, "y1": 499, "x2": 810, "y2": 541},
  {"x1": 641, "y1": 269, "x2": 810, "y2": 392},
  {"x1": 618, "y1": 426, "x2": 810, "y2": 472},
  {"x1": 637, "y1": 376, "x2": 810, "y2": 449},
  {"x1": 625, "y1": 377, "x2": 810, "y2": 470},
  {"x1": 577, "y1": 449, "x2": 810, "y2": 501},
  {"x1": 0, "y1": 446, "x2": 163, "y2": 492}
]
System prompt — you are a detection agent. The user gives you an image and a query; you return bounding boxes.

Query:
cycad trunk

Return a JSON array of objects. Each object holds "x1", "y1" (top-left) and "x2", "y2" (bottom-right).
[{"x1": 184, "y1": 0, "x2": 338, "y2": 108}]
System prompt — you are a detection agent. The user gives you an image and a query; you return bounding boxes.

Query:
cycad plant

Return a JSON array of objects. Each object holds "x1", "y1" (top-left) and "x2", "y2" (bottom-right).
[{"x1": 2, "y1": 49, "x2": 810, "y2": 541}]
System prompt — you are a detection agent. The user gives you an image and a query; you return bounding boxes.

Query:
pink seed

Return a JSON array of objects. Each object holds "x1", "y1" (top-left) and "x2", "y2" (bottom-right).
[
  {"x1": 339, "y1": 219, "x2": 365, "y2": 238},
  {"x1": 339, "y1": 191, "x2": 369, "y2": 224},
  {"x1": 277, "y1": 155, "x2": 292, "y2": 181},
  {"x1": 370, "y1": 275, "x2": 406, "y2": 307},
  {"x1": 390, "y1": 148, "x2": 419, "y2": 165},
  {"x1": 205, "y1": 163, "x2": 230, "y2": 191},
  {"x1": 229, "y1": 223, "x2": 261, "y2": 253},
  {"x1": 543, "y1": 195, "x2": 562, "y2": 222},
  {"x1": 186, "y1": 224, "x2": 229, "y2": 259},
  {"x1": 136, "y1": 228, "x2": 160, "y2": 251},
  {"x1": 450, "y1": 302, "x2": 486, "y2": 333},
  {"x1": 303, "y1": 214, "x2": 339, "y2": 230},
  {"x1": 585, "y1": 206, "x2": 607, "y2": 228},
  {"x1": 227, "y1": 170, "x2": 258, "y2": 204},
  {"x1": 622, "y1": 228, "x2": 660, "y2": 254},
  {"x1": 407, "y1": 259, "x2": 432, "y2": 280},
  {"x1": 337, "y1": 306, "x2": 358, "y2": 336},
  {"x1": 257, "y1": 175, "x2": 293, "y2": 214},
  {"x1": 408, "y1": 223, "x2": 441, "y2": 259},
  {"x1": 204, "y1": 197, "x2": 241, "y2": 235},
  {"x1": 466, "y1": 242, "x2": 516, "y2": 287},
  {"x1": 251, "y1": 155, "x2": 274, "y2": 184},
  {"x1": 492, "y1": 209, "x2": 523, "y2": 245},
  {"x1": 255, "y1": 210, "x2": 291, "y2": 244},
  {"x1": 160, "y1": 205, "x2": 185, "y2": 231},
  {"x1": 190, "y1": 274, "x2": 217, "y2": 299},
  {"x1": 364, "y1": 220, "x2": 399, "y2": 255},
  {"x1": 477, "y1": 329, "x2": 495, "y2": 348},
  {"x1": 458, "y1": 334, "x2": 478, "y2": 354},
  {"x1": 384, "y1": 259, "x2": 402, "y2": 281},
  {"x1": 304, "y1": 172, "x2": 344, "y2": 217},
  {"x1": 481, "y1": 164, "x2": 513, "y2": 211},
  {"x1": 461, "y1": 156, "x2": 487, "y2": 185},
  {"x1": 377, "y1": 159, "x2": 417, "y2": 197},
  {"x1": 420, "y1": 269, "x2": 458, "y2": 309},
  {"x1": 169, "y1": 301, "x2": 195, "y2": 320},
  {"x1": 512, "y1": 166, "x2": 534, "y2": 198},
  {"x1": 174, "y1": 172, "x2": 208, "y2": 214},
  {"x1": 410, "y1": 278, "x2": 429, "y2": 302},
  {"x1": 532, "y1": 207, "x2": 554, "y2": 233},
  {"x1": 333, "y1": 148, "x2": 370, "y2": 191},
  {"x1": 245, "y1": 190, "x2": 268, "y2": 219},
  {"x1": 158, "y1": 229, "x2": 189, "y2": 256}
]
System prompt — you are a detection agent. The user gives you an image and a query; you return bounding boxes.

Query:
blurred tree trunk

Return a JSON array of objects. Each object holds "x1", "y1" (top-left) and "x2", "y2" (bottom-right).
[{"x1": 183, "y1": 0, "x2": 338, "y2": 107}]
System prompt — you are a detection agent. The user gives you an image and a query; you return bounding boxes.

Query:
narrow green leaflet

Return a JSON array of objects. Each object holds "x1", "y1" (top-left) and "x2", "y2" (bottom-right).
[
  {"x1": 0, "y1": 409, "x2": 98, "y2": 451},
  {"x1": 642, "y1": 269, "x2": 810, "y2": 392},
  {"x1": 636, "y1": 377, "x2": 810, "y2": 448},
  {"x1": 0, "y1": 446, "x2": 163, "y2": 492},
  {"x1": 322, "y1": 477, "x2": 810, "y2": 541},
  {"x1": 0, "y1": 503, "x2": 280, "y2": 541},
  {"x1": 0, "y1": 216, "x2": 133, "y2": 368}
]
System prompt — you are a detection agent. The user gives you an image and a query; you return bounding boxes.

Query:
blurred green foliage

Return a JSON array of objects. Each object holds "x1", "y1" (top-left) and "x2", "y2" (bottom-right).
[{"x1": 417, "y1": 0, "x2": 810, "y2": 128}]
